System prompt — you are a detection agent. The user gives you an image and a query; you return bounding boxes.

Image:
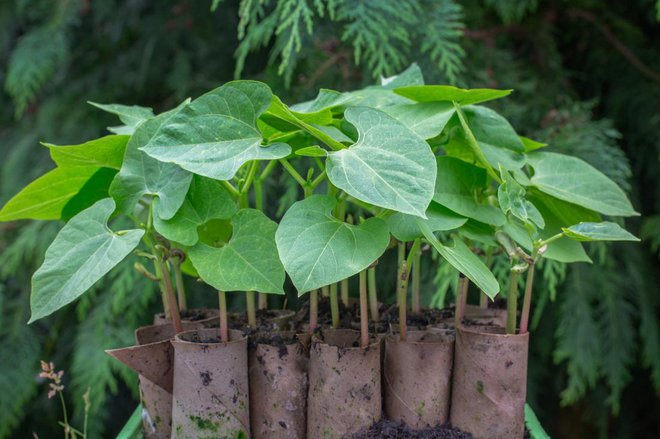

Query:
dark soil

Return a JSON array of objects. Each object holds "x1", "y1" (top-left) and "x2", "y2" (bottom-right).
[
  {"x1": 155, "y1": 308, "x2": 214, "y2": 322},
  {"x1": 248, "y1": 332, "x2": 298, "y2": 349},
  {"x1": 380, "y1": 305, "x2": 454, "y2": 330},
  {"x1": 346, "y1": 419, "x2": 472, "y2": 439}
]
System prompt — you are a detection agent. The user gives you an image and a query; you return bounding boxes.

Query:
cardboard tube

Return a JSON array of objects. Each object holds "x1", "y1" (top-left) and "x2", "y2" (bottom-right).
[
  {"x1": 248, "y1": 332, "x2": 308, "y2": 438},
  {"x1": 384, "y1": 330, "x2": 454, "y2": 428},
  {"x1": 307, "y1": 329, "x2": 381, "y2": 438},
  {"x1": 153, "y1": 308, "x2": 219, "y2": 327},
  {"x1": 171, "y1": 328, "x2": 250, "y2": 438},
  {"x1": 450, "y1": 325, "x2": 529, "y2": 439},
  {"x1": 464, "y1": 304, "x2": 507, "y2": 327}
]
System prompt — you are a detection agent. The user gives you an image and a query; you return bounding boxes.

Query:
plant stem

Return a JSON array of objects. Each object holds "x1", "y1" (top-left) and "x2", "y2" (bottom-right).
[
  {"x1": 396, "y1": 241, "x2": 405, "y2": 301},
  {"x1": 506, "y1": 263, "x2": 520, "y2": 335},
  {"x1": 172, "y1": 262, "x2": 187, "y2": 311},
  {"x1": 156, "y1": 257, "x2": 182, "y2": 333},
  {"x1": 220, "y1": 180, "x2": 240, "y2": 198},
  {"x1": 241, "y1": 161, "x2": 258, "y2": 194},
  {"x1": 330, "y1": 282, "x2": 340, "y2": 329},
  {"x1": 321, "y1": 286, "x2": 329, "y2": 298},
  {"x1": 280, "y1": 159, "x2": 307, "y2": 188},
  {"x1": 309, "y1": 289, "x2": 319, "y2": 331},
  {"x1": 341, "y1": 278, "x2": 349, "y2": 306},
  {"x1": 359, "y1": 269, "x2": 369, "y2": 348},
  {"x1": 218, "y1": 291, "x2": 228, "y2": 343},
  {"x1": 398, "y1": 260, "x2": 409, "y2": 341},
  {"x1": 153, "y1": 259, "x2": 170, "y2": 318},
  {"x1": 246, "y1": 291, "x2": 257, "y2": 327},
  {"x1": 520, "y1": 263, "x2": 536, "y2": 334},
  {"x1": 538, "y1": 232, "x2": 565, "y2": 248},
  {"x1": 367, "y1": 267, "x2": 379, "y2": 322},
  {"x1": 481, "y1": 247, "x2": 493, "y2": 308},
  {"x1": 258, "y1": 293, "x2": 268, "y2": 310},
  {"x1": 412, "y1": 242, "x2": 421, "y2": 313},
  {"x1": 259, "y1": 159, "x2": 277, "y2": 181},
  {"x1": 455, "y1": 275, "x2": 469, "y2": 326},
  {"x1": 58, "y1": 391, "x2": 70, "y2": 439}
]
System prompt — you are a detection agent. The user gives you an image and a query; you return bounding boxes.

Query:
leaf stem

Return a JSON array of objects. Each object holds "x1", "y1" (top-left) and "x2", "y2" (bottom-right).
[
  {"x1": 453, "y1": 102, "x2": 502, "y2": 184},
  {"x1": 241, "y1": 161, "x2": 258, "y2": 194},
  {"x1": 368, "y1": 267, "x2": 379, "y2": 322},
  {"x1": 280, "y1": 159, "x2": 307, "y2": 188},
  {"x1": 221, "y1": 180, "x2": 241, "y2": 198},
  {"x1": 259, "y1": 160, "x2": 277, "y2": 182},
  {"x1": 218, "y1": 291, "x2": 228, "y2": 343},
  {"x1": 359, "y1": 269, "x2": 369, "y2": 348},
  {"x1": 330, "y1": 283, "x2": 340, "y2": 329},
  {"x1": 340, "y1": 278, "x2": 349, "y2": 307},
  {"x1": 538, "y1": 232, "x2": 565, "y2": 249},
  {"x1": 309, "y1": 169, "x2": 327, "y2": 189}
]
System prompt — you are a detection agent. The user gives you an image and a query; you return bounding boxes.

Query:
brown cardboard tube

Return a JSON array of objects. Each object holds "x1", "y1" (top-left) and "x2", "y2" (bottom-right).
[
  {"x1": 171, "y1": 328, "x2": 250, "y2": 438},
  {"x1": 248, "y1": 331, "x2": 308, "y2": 438},
  {"x1": 450, "y1": 325, "x2": 529, "y2": 439},
  {"x1": 307, "y1": 329, "x2": 381, "y2": 438},
  {"x1": 384, "y1": 330, "x2": 454, "y2": 428}
]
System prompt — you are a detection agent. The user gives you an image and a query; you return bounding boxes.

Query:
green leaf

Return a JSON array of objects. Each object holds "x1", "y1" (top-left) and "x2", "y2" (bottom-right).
[
  {"x1": 61, "y1": 168, "x2": 118, "y2": 221},
  {"x1": 109, "y1": 103, "x2": 193, "y2": 220},
  {"x1": 89, "y1": 102, "x2": 154, "y2": 134},
  {"x1": 275, "y1": 195, "x2": 389, "y2": 294},
  {"x1": 290, "y1": 88, "x2": 355, "y2": 113},
  {"x1": 44, "y1": 135, "x2": 129, "y2": 170},
  {"x1": 382, "y1": 101, "x2": 455, "y2": 139},
  {"x1": 295, "y1": 145, "x2": 328, "y2": 157},
  {"x1": 533, "y1": 197, "x2": 591, "y2": 263},
  {"x1": 520, "y1": 136, "x2": 546, "y2": 152},
  {"x1": 326, "y1": 107, "x2": 436, "y2": 217},
  {"x1": 188, "y1": 209, "x2": 285, "y2": 294},
  {"x1": 433, "y1": 156, "x2": 505, "y2": 226},
  {"x1": 562, "y1": 222, "x2": 639, "y2": 242},
  {"x1": 498, "y1": 168, "x2": 544, "y2": 228},
  {"x1": 153, "y1": 175, "x2": 237, "y2": 246},
  {"x1": 525, "y1": 404, "x2": 551, "y2": 439},
  {"x1": 393, "y1": 85, "x2": 512, "y2": 105},
  {"x1": 527, "y1": 152, "x2": 638, "y2": 217},
  {"x1": 380, "y1": 63, "x2": 425, "y2": 89},
  {"x1": 0, "y1": 166, "x2": 105, "y2": 222},
  {"x1": 419, "y1": 221, "x2": 500, "y2": 298},
  {"x1": 141, "y1": 81, "x2": 291, "y2": 180},
  {"x1": 29, "y1": 198, "x2": 144, "y2": 323},
  {"x1": 115, "y1": 405, "x2": 143, "y2": 439},
  {"x1": 388, "y1": 202, "x2": 467, "y2": 242}
]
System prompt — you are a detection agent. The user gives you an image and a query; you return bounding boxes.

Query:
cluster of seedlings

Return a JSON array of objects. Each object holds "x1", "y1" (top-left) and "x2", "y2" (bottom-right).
[{"x1": 0, "y1": 65, "x2": 638, "y2": 438}]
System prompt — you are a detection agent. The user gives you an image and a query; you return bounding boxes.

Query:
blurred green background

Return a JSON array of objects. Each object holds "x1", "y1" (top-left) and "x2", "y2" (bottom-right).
[{"x1": 1, "y1": 1, "x2": 658, "y2": 437}]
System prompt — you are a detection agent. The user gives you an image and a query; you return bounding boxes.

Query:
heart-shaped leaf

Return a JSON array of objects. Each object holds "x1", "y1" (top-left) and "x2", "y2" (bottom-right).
[
  {"x1": 153, "y1": 175, "x2": 237, "y2": 246},
  {"x1": 527, "y1": 152, "x2": 638, "y2": 217},
  {"x1": 275, "y1": 195, "x2": 389, "y2": 294},
  {"x1": 419, "y1": 221, "x2": 500, "y2": 298},
  {"x1": 188, "y1": 209, "x2": 285, "y2": 294},
  {"x1": 393, "y1": 85, "x2": 511, "y2": 105},
  {"x1": 29, "y1": 198, "x2": 144, "y2": 322},
  {"x1": 388, "y1": 202, "x2": 467, "y2": 242},
  {"x1": 563, "y1": 222, "x2": 639, "y2": 242},
  {"x1": 326, "y1": 107, "x2": 436, "y2": 217},
  {"x1": 44, "y1": 135, "x2": 129, "y2": 170},
  {"x1": 0, "y1": 166, "x2": 113, "y2": 222},
  {"x1": 433, "y1": 157, "x2": 505, "y2": 226},
  {"x1": 110, "y1": 103, "x2": 193, "y2": 220},
  {"x1": 141, "y1": 81, "x2": 291, "y2": 180},
  {"x1": 382, "y1": 102, "x2": 455, "y2": 139}
]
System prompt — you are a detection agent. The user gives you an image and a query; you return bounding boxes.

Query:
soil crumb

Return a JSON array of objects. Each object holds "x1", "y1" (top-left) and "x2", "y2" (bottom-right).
[{"x1": 346, "y1": 419, "x2": 472, "y2": 439}]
